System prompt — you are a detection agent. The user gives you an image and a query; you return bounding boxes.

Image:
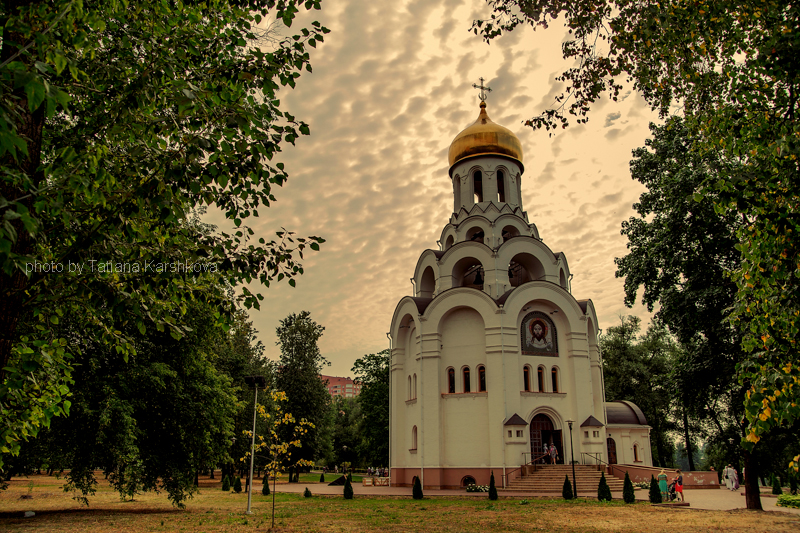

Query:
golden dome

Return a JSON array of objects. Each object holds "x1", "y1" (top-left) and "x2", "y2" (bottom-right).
[{"x1": 448, "y1": 102, "x2": 523, "y2": 167}]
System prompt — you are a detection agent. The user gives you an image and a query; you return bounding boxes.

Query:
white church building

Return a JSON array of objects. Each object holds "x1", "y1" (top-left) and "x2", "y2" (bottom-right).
[{"x1": 388, "y1": 96, "x2": 652, "y2": 489}]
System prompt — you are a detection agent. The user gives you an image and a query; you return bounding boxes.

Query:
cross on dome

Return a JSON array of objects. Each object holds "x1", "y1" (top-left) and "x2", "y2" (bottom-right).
[{"x1": 472, "y1": 77, "x2": 492, "y2": 102}]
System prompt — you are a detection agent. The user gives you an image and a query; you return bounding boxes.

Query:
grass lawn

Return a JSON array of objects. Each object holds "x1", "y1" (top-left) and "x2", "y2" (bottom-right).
[{"x1": 1, "y1": 474, "x2": 798, "y2": 532}]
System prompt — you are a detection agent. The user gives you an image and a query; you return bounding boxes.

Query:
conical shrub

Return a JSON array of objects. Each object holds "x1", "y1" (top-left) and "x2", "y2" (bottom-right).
[
  {"x1": 222, "y1": 475, "x2": 230, "y2": 491},
  {"x1": 413, "y1": 476, "x2": 423, "y2": 500},
  {"x1": 304, "y1": 487, "x2": 312, "y2": 498},
  {"x1": 597, "y1": 472, "x2": 612, "y2": 501},
  {"x1": 648, "y1": 475, "x2": 662, "y2": 504},
  {"x1": 562, "y1": 475, "x2": 574, "y2": 500},
  {"x1": 772, "y1": 474, "x2": 783, "y2": 495},
  {"x1": 623, "y1": 471, "x2": 635, "y2": 503},
  {"x1": 320, "y1": 473, "x2": 325, "y2": 483},
  {"x1": 789, "y1": 473, "x2": 798, "y2": 495},
  {"x1": 262, "y1": 480, "x2": 270, "y2": 496},
  {"x1": 233, "y1": 476, "x2": 243, "y2": 494},
  {"x1": 344, "y1": 476, "x2": 354, "y2": 499},
  {"x1": 489, "y1": 471, "x2": 498, "y2": 501}
]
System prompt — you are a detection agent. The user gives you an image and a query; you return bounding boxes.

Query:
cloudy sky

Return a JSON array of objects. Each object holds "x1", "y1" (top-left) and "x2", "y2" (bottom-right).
[{"x1": 215, "y1": 0, "x2": 661, "y2": 376}]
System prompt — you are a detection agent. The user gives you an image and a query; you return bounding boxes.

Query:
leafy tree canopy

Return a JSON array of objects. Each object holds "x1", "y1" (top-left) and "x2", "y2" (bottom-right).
[
  {"x1": 474, "y1": 0, "x2": 799, "y2": 466},
  {"x1": 1, "y1": 0, "x2": 328, "y2": 471},
  {"x1": 352, "y1": 349, "x2": 389, "y2": 467}
]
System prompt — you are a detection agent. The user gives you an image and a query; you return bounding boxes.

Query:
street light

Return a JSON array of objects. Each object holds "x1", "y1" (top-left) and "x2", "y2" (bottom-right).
[
  {"x1": 566, "y1": 419, "x2": 577, "y2": 498},
  {"x1": 244, "y1": 375, "x2": 266, "y2": 515}
]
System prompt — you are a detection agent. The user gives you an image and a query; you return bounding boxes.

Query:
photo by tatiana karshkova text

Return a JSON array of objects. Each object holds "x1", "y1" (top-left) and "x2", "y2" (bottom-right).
[{"x1": 24, "y1": 259, "x2": 219, "y2": 275}]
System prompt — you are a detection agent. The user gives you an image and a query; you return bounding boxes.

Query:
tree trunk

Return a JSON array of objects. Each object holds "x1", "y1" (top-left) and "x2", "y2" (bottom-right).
[
  {"x1": 682, "y1": 407, "x2": 696, "y2": 471},
  {"x1": 743, "y1": 449, "x2": 762, "y2": 510}
]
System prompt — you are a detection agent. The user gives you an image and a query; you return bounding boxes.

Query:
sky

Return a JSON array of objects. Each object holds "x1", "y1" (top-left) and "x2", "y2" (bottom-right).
[{"x1": 211, "y1": 0, "x2": 661, "y2": 377}]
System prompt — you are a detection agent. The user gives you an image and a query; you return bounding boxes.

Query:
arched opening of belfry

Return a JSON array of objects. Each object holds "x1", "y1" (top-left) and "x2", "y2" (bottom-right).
[{"x1": 529, "y1": 413, "x2": 563, "y2": 464}]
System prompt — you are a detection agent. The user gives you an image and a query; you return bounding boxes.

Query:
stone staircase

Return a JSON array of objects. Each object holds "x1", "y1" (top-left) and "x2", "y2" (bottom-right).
[{"x1": 501, "y1": 464, "x2": 626, "y2": 495}]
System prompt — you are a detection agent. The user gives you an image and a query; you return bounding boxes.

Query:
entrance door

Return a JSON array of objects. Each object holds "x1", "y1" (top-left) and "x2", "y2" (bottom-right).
[
  {"x1": 607, "y1": 437, "x2": 617, "y2": 464},
  {"x1": 529, "y1": 414, "x2": 563, "y2": 464}
]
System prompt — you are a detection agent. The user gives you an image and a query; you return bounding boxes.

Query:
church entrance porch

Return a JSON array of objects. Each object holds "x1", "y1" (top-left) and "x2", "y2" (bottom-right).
[{"x1": 529, "y1": 414, "x2": 563, "y2": 464}]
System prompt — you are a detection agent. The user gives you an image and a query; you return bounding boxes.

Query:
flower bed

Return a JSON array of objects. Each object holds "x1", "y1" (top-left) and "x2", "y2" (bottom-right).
[
  {"x1": 777, "y1": 494, "x2": 800, "y2": 509},
  {"x1": 466, "y1": 484, "x2": 489, "y2": 493}
]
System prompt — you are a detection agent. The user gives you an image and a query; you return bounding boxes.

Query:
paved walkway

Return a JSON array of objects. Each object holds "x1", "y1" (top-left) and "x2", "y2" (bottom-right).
[{"x1": 272, "y1": 482, "x2": 800, "y2": 515}]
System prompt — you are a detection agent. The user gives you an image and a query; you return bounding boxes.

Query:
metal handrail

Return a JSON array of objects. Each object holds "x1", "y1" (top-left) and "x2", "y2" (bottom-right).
[
  {"x1": 581, "y1": 452, "x2": 628, "y2": 479},
  {"x1": 502, "y1": 453, "x2": 551, "y2": 486}
]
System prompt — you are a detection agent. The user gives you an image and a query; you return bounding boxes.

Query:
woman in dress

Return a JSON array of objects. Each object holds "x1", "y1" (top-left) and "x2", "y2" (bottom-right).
[
  {"x1": 657, "y1": 469, "x2": 669, "y2": 500},
  {"x1": 673, "y1": 469, "x2": 684, "y2": 502}
]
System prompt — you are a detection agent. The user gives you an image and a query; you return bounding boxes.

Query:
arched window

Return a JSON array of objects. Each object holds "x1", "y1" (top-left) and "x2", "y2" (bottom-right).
[
  {"x1": 408, "y1": 376, "x2": 412, "y2": 399},
  {"x1": 447, "y1": 368, "x2": 455, "y2": 394},
  {"x1": 551, "y1": 367, "x2": 559, "y2": 393},
  {"x1": 633, "y1": 444, "x2": 640, "y2": 462},
  {"x1": 411, "y1": 426, "x2": 417, "y2": 450},
  {"x1": 537, "y1": 366, "x2": 545, "y2": 392},
  {"x1": 461, "y1": 475, "x2": 477, "y2": 487},
  {"x1": 478, "y1": 365, "x2": 487, "y2": 392},
  {"x1": 523, "y1": 366, "x2": 531, "y2": 392},
  {"x1": 473, "y1": 171, "x2": 483, "y2": 203},
  {"x1": 413, "y1": 374, "x2": 417, "y2": 399},
  {"x1": 463, "y1": 367, "x2": 471, "y2": 393},
  {"x1": 497, "y1": 170, "x2": 506, "y2": 202}
]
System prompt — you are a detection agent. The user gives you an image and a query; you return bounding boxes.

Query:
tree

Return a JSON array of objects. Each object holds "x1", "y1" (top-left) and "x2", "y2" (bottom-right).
[
  {"x1": 597, "y1": 473, "x2": 612, "y2": 502},
  {"x1": 2, "y1": 298, "x2": 241, "y2": 507},
  {"x1": 648, "y1": 475, "x2": 662, "y2": 504},
  {"x1": 489, "y1": 471, "x2": 498, "y2": 500},
  {"x1": 222, "y1": 476, "x2": 231, "y2": 492},
  {"x1": 473, "y1": 0, "x2": 799, "y2": 479},
  {"x1": 352, "y1": 350, "x2": 390, "y2": 468},
  {"x1": 623, "y1": 472, "x2": 635, "y2": 504},
  {"x1": 1, "y1": 0, "x2": 328, "y2": 472},
  {"x1": 233, "y1": 476, "x2": 243, "y2": 494},
  {"x1": 562, "y1": 475, "x2": 573, "y2": 500},
  {"x1": 275, "y1": 312, "x2": 330, "y2": 471},
  {"x1": 772, "y1": 475, "x2": 783, "y2": 496},
  {"x1": 304, "y1": 486, "x2": 312, "y2": 498},
  {"x1": 343, "y1": 476, "x2": 354, "y2": 500},
  {"x1": 412, "y1": 476, "x2": 423, "y2": 500},
  {"x1": 600, "y1": 316, "x2": 676, "y2": 468}
]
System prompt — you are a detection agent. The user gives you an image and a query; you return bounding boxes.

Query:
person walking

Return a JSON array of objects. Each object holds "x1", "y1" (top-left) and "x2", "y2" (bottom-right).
[
  {"x1": 723, "y1": 464, "x2": 735, "y2": 491},
  {"x1": 657, "y1": 469, "x2": 669, "y2": 501},
  {"x1": 549, "y1": 443, "x2": 558, "y2": 465},
  {"x1": 673, "y1": 469, "x2": 684, "y2": 502}
]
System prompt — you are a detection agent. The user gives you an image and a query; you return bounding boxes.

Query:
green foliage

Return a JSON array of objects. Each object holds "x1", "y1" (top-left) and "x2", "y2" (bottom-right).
[
  {"x1": 473, "y1": 0, "x2": 800, "y2": 468},
  {"x1": 320, "y1": 473, "x2": 325, "y2": 483},
  {"x1": 597, "y1": 473, "x2": 612, "y2": 502},
  {"x1": 222, "y1": 476, "x2": 230, "y2": 492},
  {"x1": 772, "y1": 475, "x2": 783, "y2": 495},
  {"x1": 413, "y1": 476, "x2": 423, "y2": 500},
  {"x1": 623, "y1": 472, "x2": 635, "y2": 504},
  {"x1": 777, "y1": 494, "x2": 800, "y2": 509},
  {"x1": 343, "y1": 476, "x2": 353, "y2": 500},
  {"x1": 233, "y1": 477, "x2": 242, "y2": 494},
  {"x1": 649, "y1": 476, "x2": 662, "y2": 504},
  {"x1": 352, "y1": 350, "x2": 390, "y2": 467},
  {"x1": 600, "y1": 316, "x2": 676, "y2": 467},
  {"x1": 304, "y1": 487, "x2": 312, "y2": 498},
  {"x1": 1, "y1": 0, "x2": 329, "y2": 473},
  {"x1": 488, "y1": 471, "x2": 498, "y2": 501},
  {"x1": 562, "y1": 475, "x2": 573, "y2": 500},
  {"x1": 790, "y1": 473, "x2": 798, "y2": 495},
  {"x1": 262, "y1": 480, "x2": 270, "y2": 496},
  {"x1": 275, "y1": 312, "x2": 330, "y2": 465}
]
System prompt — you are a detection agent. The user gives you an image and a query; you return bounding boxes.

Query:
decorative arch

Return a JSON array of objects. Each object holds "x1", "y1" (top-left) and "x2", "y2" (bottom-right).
[
  {"x1": 477, "y1": 365, "x2": 487, "y2": 392},
  {"x1": 461, "y1": 475, "x2": 477, "y2": 487},
  {"x1": 446, "y1": 367, "x2": 455, "y2": 393},
  {"x1": 465, "y1": 225, "x2": 485, "y2": 244},
  {"x1": 452, "y1": 256, "x2": 485, "y2": 289},
  {"x1": 413, "y1": 373, "x2": 417, "y2": 399},
  {"x1": 508, "y1": 252, "x2": 546, "y2": 287},
  {"x1": 444, "y1": 234, "x2": 455, "y2": 250},
  {"x1": 537, "y1": 365, "x2": 545, "y2": 392},
  {"x1": 419, "y1": 266, "x2": 435, "y2": 298},
  {"x1": 559, "y1": 269, "x2": 567, "y2": 290},
  {"x1": 497, "y1": 169, "x2": 506, "y2": 202},
  {"x1": 551, "y1": 366, "x2": 560, "y2": 393},
  {"x1": 528, "y1": 410, "x2": 564, "y2": 464},
  {"x1": 523, "y1": 365, "x2": 531, "y2": 392},
  {"x1": 462, "y1": 366, "x2": 471, "y2": 393},
  {"x1": 473, "y1": 170, "x2": 483, "y2": 203}
]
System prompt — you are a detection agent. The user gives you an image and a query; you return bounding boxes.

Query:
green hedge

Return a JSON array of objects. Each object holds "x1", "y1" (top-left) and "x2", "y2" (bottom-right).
[{"x1": 777, "y1": 494, "x2": 800, "y2": 509}]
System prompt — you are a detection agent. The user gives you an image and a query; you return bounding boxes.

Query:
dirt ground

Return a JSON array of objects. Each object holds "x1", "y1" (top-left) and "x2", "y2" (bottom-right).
[{"x1": 1, "y1": 473, "x2": 798, "y2": 532}]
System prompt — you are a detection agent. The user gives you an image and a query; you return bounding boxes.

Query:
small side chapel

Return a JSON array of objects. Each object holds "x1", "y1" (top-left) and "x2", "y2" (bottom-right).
[{"x1": 388, "y1": 88, "x2": 652, "y2": 489}]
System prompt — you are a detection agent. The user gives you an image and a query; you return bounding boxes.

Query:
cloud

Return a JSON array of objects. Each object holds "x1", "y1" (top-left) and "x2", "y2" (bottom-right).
[{"x1": 604, "y1": 111, "x2": 622, "y2": 128}]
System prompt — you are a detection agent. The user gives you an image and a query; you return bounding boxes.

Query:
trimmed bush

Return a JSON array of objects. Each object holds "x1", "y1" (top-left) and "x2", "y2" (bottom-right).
[
  {"x1": 623, "y1": 472, "x2": 635, "y2": 504},
  {"x1": 222, "y1": 475, "x2": 230, "y2": 491},
  {"x1": 262, "y1": 481, "x2": 270, "y2": 496},
  {"x1": 304, "y1": 487, "x2": 312, "y2": 498},
  {"x1": 562, "y1": 475, "x2": 573, "y2": 500},
  {"x1": 772, "y1": 475, "x2": 783, "y2": 495},
  {"x1": 233, "y1": 476, "x2": 242, "y2": 494},
  {"x1": 777, "y1": 494, "x2": 800, "y2": 509},
  {"x1": 597, "y1": 472, "x2": 612, "y2": 502},
  {"x1": 320, "y1": 473, "x2": 325, "y2": 483},
  {"x1": 413, "y1": 477, "x2": 423, "y2": 500},
  {"x1": 648, "y1": 475, "x2": 662, "y2": 504},
  {"x1": 489, "y1": 471, "x2": 498, "y2": 501},
  {"x1": 344, "y1": 477, "x2": 354, "y2": 499}
]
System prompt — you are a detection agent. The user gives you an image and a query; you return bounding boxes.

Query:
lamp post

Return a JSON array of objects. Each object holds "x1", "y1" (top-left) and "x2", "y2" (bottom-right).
[
  {"x1": 244, "y1": 375, "x2": 266, "y2": 515},
  {"x1": 566, "y1": 419, "x2": 577, "y2": 498}
]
